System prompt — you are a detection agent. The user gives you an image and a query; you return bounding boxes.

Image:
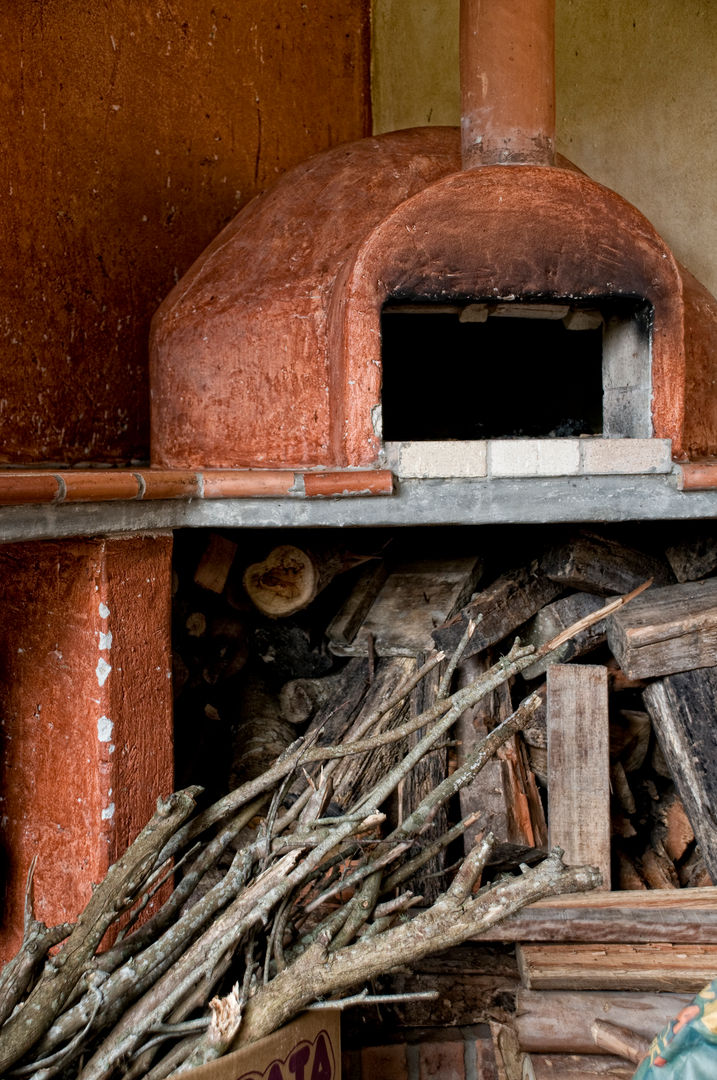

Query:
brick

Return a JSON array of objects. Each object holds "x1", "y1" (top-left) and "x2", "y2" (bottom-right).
[
  {"x1": 360, "y1": 1044, "x2": 409, "y2": 1080},
  {"x1": 387, "y1": 441, "x2": 487, "y2": 479},
  {"x1": 579, "y1": 438, "x2": 672, "y2": 475},
  {"x1": 488, "y1": 439, "x2": 581, "y2": 477},
  {"x1": 471, "y1": 1037, "x2": 499, "y2": 1080},
  {"x1": 418, "y1": 1040, "x2": 465, "y2": 1080}
]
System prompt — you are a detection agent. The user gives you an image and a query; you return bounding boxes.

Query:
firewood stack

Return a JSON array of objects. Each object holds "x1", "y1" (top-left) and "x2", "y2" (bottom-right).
[{"x1": 171, "y1": 524, "x2": 717, "y2": 899}]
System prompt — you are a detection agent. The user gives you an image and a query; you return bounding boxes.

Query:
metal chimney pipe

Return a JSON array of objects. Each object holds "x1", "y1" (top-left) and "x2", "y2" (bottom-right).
[{"x1": 461, "y1": 0, "x2": 556, "y2": 168}]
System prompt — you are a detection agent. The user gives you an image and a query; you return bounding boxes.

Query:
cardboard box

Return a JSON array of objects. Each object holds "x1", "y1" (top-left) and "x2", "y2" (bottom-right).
[{"x1": 184, "y1": 1009, "x2": 341, "y2": 1080}]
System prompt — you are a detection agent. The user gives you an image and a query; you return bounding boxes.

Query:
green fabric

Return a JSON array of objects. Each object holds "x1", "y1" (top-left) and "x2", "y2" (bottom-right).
[{"x1": 632, "y1": 979, "x2": 717, "y2": 1080}]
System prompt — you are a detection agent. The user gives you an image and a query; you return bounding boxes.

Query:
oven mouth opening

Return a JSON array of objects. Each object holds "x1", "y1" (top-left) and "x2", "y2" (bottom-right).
[{"x1": 380, "y1": 297, "x2": 653, "y2": 442}]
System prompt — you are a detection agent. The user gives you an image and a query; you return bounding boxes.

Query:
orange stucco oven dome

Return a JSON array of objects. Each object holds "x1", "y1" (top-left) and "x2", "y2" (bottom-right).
[{"x1": 149, "y1": 1, "x2": 717, "y2": 470}]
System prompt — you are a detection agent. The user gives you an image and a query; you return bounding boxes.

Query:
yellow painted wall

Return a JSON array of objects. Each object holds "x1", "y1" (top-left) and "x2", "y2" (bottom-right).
[{"x1": 372, "y1": 0, "x2": 717, "y2": 297}]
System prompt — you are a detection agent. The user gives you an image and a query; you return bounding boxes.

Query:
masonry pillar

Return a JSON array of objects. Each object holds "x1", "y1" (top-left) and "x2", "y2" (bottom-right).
[{"x1": 0, "y1": 533, "x2": 174, "y2": 961}]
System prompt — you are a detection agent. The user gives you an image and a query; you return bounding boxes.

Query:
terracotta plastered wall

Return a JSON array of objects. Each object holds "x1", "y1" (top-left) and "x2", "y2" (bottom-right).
[
  {"x1": 0, "y1": 1, "x2": 370, "y2": 465},
  {"x1": 371, "y1": 0, "x2": 717, "y2": 299}
]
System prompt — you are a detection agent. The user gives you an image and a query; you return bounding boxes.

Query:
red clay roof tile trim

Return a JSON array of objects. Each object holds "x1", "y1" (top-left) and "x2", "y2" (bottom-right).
[
  {"x1": 200, "y1": 470, "x2": 296, "y2": 498},
  {"x1": 678, "y1": 462, "x2": 717, "y2": 490},
  {"x1": 0, "y1": 473, "x2": 63, "y2": 505},
  {"x1": 303, "y1": 470, "x2": 394, "y2": 497},
  {"x1": 0, "y1": 468, "x2": 396, "y2": 505}
]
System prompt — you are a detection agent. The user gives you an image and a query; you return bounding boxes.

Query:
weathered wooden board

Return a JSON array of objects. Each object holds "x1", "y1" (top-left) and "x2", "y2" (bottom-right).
[
  {"x1": 515, "y1": 989, "x2": 690, "y2": 1054},
  {"x1": 643, "y1": 665, "x2": 717, "y2": 879},
  {"x1": 521, "y1": 592, "x2": 608, "y2": 679},
  {"x1": 479, "y1": 886, "x2": 717, "y2": 943},
  {"x1": 542, "y1": 530, "x2": 672, "y2": 595},
  {"x1": 431, "y1": 563, "x2": 563, "y2": 661},
  {"x1": 328, "y1": 557, "x2": 482, "y2": 656},
  {"x1": 517, "y1": 942, "x2": 717, "y2": 992},
  {"x1": 607, "y1": 577, "x2": 717, "y2": 679},
  {"x1": 547, "y1": 665, "x2": 611, "y2": 889}
]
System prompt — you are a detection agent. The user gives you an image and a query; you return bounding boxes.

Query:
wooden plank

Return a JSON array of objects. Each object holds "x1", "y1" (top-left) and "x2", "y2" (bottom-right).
[
  {"x1": 515, "y1": 989, "x2": 689, "y2": 1055},
  {"x1": 531, "y1": 1055, "x2": 633, "y2": 1079},
  {"x1": 607, "y1": 577, "x2": 717, "y2": 678},
  {"x1": 431, "y1": 563, "x2": 563, "y2": 662},
  {"x1": 517, "y1": 942, "x2": 717, "y2": 992},
  {"x1": 478, "y1": 887, "x2": 717, "y2": 943},
  {"x1": 643, "y1": 666, "x2": 717, "y2": 879},
  {"x1": 542, "y1": 530, "x2": 672, "y2": 595},
  {"x1": 547, "y1": 665, "x2": 611, "y2": 889},
  {"x1": 328, "y1": 557, "x2": 482, "y2": 657},
  {"x1": 193, "y1": 532, "x2": 238, "y2": 593}
]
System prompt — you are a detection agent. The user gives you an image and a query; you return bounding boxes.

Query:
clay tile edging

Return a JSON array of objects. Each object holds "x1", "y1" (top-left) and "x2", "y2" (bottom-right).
[
  {"x1": 61, "y1": 471, "x2": 141, "y2": 502},
  {"x1": 200, "y1": 470, "x2": 296, "y2": 498},
  {"x1": 677, "y1": 461, "x2": 717, "y2": 490},
  {"x1": 0, "y1": 472, "x2": 62, "y2": 505},
  {"x1": 303, "y1": 470, "x2": 394, "y2": 497},
  {"x1": 135, "y1": 470, "x2": 200, "y2": 500}
]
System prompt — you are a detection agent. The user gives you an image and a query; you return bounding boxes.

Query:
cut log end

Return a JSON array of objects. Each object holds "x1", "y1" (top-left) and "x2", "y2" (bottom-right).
[{"x1": 243, "y1": 545, "x2": 319, "y2": 618}]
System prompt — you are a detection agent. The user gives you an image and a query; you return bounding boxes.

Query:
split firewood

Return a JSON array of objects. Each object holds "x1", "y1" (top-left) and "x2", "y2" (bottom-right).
[
  {"x1": 664, "y1": 524, "x2": 717, "y2": 583},
  {"x1": 643, "y1": 665, "x2": 717, "y2": 879},
  {"x1": 616, "y1": 849, "x2": 646, "y2": 891},
  {"x1": 541, "y1": 530, "x2": 673, "y2": 596},
  {"x1": 432, "y1": 561, "x2": 563, "y2": 662},
  {"x1": 328, "y1": 556, "x2": 482, "y2": 657},
  {"x1": 608, "y1": 577, "x2": 717, "y2": 679},
  {"x1": 654, "y1": 791, "x2": 694, "y2": 864},
  {"x1": 640, "y1": 847, "x2": 679, "y2": 890},
  {"x1": 244, "y1": 544, "x2": 372, "y2": 618},
  {"x1": 610, "y1": 709, "x2": 650, "y2": 773},
  {"x1": 194, "y1": 533, "x2": 239, "y2": 594}
]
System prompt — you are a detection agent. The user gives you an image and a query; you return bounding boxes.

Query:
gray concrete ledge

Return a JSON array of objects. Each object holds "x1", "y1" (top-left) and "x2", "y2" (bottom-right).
[{"x1": 0, "y1": 474, "x2": 716, "y2": 543}]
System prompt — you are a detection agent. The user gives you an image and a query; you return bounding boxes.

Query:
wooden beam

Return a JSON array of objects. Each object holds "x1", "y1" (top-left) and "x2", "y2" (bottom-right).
[
  {"x1": 478, "y1": 886, "x2": 717, "y2": 944},
  {"x1": 517, "y1": 942, "x2": 717, "y2": 992},
  {"x1": 547, "y1": 665, "x2": 611, "y2": 888},
  {"x1": 515, "y1": 989, "x2": 689, "y2": 1055},
  {"x1": 607, "y1": 577, "x2": 717, "y2": 679}
]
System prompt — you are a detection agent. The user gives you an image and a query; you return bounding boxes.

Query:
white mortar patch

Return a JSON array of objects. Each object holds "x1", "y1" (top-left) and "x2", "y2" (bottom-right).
[
  {"x1": 101, "y1": 802, "x2": 115, "y2": 821},
  {"x1": 99, "y1": 630, "x2": 113, "y2": 651},
  {"x1": 97, "y1": 716, "x2": 113, "y2": 742},
  {"x1": 96, "y1": 658, "x2": 112, "y2": 687},
  {"x1": 98, "y1": 602, "x2": 110, "y2": 619}
]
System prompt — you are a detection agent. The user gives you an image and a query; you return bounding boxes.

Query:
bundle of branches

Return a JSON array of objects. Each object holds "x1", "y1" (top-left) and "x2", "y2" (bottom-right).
[{"x1": 0, "y1": 591, "x2": 642, "y2": 1080}]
